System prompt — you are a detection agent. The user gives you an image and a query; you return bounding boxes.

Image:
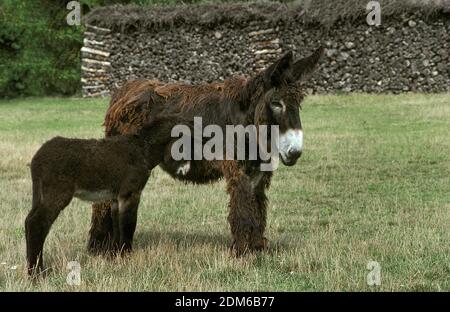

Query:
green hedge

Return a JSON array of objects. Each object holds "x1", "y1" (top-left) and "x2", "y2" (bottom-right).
[{"x1": 0, "y1": 1, "x2": 83, "y2": 97}]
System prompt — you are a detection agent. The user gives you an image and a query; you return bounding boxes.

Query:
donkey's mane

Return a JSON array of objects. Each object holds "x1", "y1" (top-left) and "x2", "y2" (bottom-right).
[{"x1": 154, "y1": 75, "x2": 248, "y2": 107}]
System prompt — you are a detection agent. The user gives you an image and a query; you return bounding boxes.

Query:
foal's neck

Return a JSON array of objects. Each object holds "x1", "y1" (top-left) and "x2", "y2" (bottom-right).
[{"x1": 128, "y1": 135, "x2": 164, "y2": 170}]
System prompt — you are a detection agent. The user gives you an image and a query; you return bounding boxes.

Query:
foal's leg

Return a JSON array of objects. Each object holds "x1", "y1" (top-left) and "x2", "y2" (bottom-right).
[
  {"x1": 25, "y1": 182, "x2": 73, "y2": 275},
  {"x1": 222, "y1": 161, "x2": 264, "y2": 256},
  {"x1": 25, "y1": 206, "x2": 50, "y2": 275},
  {"x1": 117, "y1": 192, "x2": 141, "y2": 254}
]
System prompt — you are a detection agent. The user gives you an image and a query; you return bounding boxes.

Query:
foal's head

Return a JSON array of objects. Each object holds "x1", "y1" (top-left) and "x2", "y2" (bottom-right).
[{"x1": 249, "y1": 47, "x2": 324, "y2": 166}]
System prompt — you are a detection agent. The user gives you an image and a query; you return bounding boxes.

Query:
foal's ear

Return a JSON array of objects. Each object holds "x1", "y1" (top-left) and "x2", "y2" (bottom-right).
[
  {"x1": 292, "y1": 47, "x2": 324, "y2": 82},
  {"x1": 264, "y1": 51, "x2": 294, "y2": 90}
]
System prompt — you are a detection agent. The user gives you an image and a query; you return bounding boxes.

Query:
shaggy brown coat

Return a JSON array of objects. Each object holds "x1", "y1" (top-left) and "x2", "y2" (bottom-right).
[{"x1": 88, "y1": 48, "x2": 324, "y2": 255}]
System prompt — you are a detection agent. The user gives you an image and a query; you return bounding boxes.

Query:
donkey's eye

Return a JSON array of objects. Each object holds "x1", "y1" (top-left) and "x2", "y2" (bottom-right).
[{"x1": 271, "y1": 101, "x2": 283, "y2": 111}]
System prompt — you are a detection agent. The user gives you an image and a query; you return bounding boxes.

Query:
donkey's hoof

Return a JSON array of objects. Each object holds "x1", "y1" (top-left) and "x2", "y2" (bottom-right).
[
  {"x1": 230, "y1": 237, "x2": 269, "y2": 257},
  {"x1": 87, "y1": 238, "x2": 114, "y2": 255},
  {"x1": 119, "y1": 245, "x2": 133, "y2": 257},
  {"x1": 252, "y1": 237, "x2": 269, "y2": 251},
  {"x1": 229, "y1": 240, "x2": 250, "y2": 257}
]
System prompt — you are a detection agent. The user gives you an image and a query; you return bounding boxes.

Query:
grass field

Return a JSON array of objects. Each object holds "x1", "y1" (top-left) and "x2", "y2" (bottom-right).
[{"x1": 0, "y1": 94, "x2": 449, "y2": 291}]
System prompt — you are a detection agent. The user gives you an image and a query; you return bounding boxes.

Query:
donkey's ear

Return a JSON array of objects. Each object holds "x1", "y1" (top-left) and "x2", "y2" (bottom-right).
[
  {"x1": 292, "y1": 47, "x2": 324, "y2": 82},
  {"x1": 264, "y1": 51, "x2": 294, "y2": 89}
]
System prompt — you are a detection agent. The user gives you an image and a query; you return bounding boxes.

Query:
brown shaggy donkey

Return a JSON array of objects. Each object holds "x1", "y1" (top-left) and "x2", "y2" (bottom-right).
[
  {"x1": 26, "y1": 114, "x2": 189, "y2": 275},
  {"x1": 88, "y1": 48, "x2": 324, "y2": 256}
]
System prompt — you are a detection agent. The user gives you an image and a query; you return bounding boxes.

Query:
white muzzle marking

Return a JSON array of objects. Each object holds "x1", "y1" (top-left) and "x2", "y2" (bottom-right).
[{"x1": 278, "y1": 129, "x2": 303, "y2": 159}]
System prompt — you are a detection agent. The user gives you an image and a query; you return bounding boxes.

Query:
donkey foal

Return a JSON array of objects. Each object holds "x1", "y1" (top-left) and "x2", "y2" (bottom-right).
[{"x1": 26, "y1": 114, "x2": 185, "y2": 276}]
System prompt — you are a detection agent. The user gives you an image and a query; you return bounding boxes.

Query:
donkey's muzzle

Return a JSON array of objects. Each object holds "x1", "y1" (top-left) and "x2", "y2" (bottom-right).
[
  {"x1": 280, "y1": 144, "x2": 302, "y2": 166},
  {"x1": 287, "y1": 148, "x2": 302, "y2": 160},
  {"x1": 280, "y1": 150, "x2": 302, "y2": 166},
  {"x1": 278, "y1": 129, "x2": 303, "y2": 166}
]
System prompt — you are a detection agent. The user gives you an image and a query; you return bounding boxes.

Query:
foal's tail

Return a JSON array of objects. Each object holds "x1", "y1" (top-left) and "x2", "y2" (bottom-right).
[{"x1": 31, "y1": 177, "x2": 41, "y2": 209}]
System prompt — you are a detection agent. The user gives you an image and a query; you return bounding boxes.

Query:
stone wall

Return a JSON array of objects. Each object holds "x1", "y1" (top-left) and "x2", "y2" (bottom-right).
[{"x1": 81, "y1": 3, "x2": 450, "y2": 97}]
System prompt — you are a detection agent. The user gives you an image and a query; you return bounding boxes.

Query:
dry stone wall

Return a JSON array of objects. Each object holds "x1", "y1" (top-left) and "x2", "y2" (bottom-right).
[
  {"x1": 81, "y1": 4, "x2": 450, "y2": 97},
  {"x1": 81, "y1": 24, "x2": 113, "y2": 97}
]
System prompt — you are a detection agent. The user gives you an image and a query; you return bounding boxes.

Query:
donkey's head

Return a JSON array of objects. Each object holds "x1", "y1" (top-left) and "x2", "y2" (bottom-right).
[{"x1": 250, "y1": 47, "x2": 324, "y2": 166}]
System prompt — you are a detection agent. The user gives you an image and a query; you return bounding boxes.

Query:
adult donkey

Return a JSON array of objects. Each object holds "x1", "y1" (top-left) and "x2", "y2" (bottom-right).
[{"x1": 88, "y1": 48, "x2": 324, "y2": 255}]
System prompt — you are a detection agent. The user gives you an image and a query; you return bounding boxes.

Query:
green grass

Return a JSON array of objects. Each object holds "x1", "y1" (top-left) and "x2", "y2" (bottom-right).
[{"x1": 0, "y1": 94, "x2": 449, "y2": 291}]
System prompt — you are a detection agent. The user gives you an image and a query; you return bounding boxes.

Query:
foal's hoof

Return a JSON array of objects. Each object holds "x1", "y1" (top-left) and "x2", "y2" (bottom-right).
[{"x1": 28, "y1": 266, "x2": 45, "y2": 279}]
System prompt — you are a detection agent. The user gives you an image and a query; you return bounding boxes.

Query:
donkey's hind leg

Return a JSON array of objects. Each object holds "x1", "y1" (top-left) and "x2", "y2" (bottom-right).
[
  {"x1": 87, "y1": 201, "x2": 114, "y2": 254},
  {"x1": 25, "y1": 182, "x2": 73, "y2": 276},
  {"x1": 110, "y1": 200, "x2": 120, "y2": 254}
]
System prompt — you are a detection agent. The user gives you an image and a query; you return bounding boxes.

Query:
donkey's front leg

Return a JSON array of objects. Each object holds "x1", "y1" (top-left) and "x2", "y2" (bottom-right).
[
  {"x1": 222, "y1": 161, "x2": 266, "y2": 256},
  {"x1": 117, "y1": 192, "x2": 141, "y2": 254},
  {"x1": 251, "y1": 171, "x2": 272, "y2": 251}
]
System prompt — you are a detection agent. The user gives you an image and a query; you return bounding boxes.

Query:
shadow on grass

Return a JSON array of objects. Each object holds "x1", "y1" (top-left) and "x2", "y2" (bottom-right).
[
  {"x1": 134, "y1": 229, "x2": 297, "y2": 253},
  {"x1": 134, "y1": 229, "x2": 230, "y2": 249}
]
